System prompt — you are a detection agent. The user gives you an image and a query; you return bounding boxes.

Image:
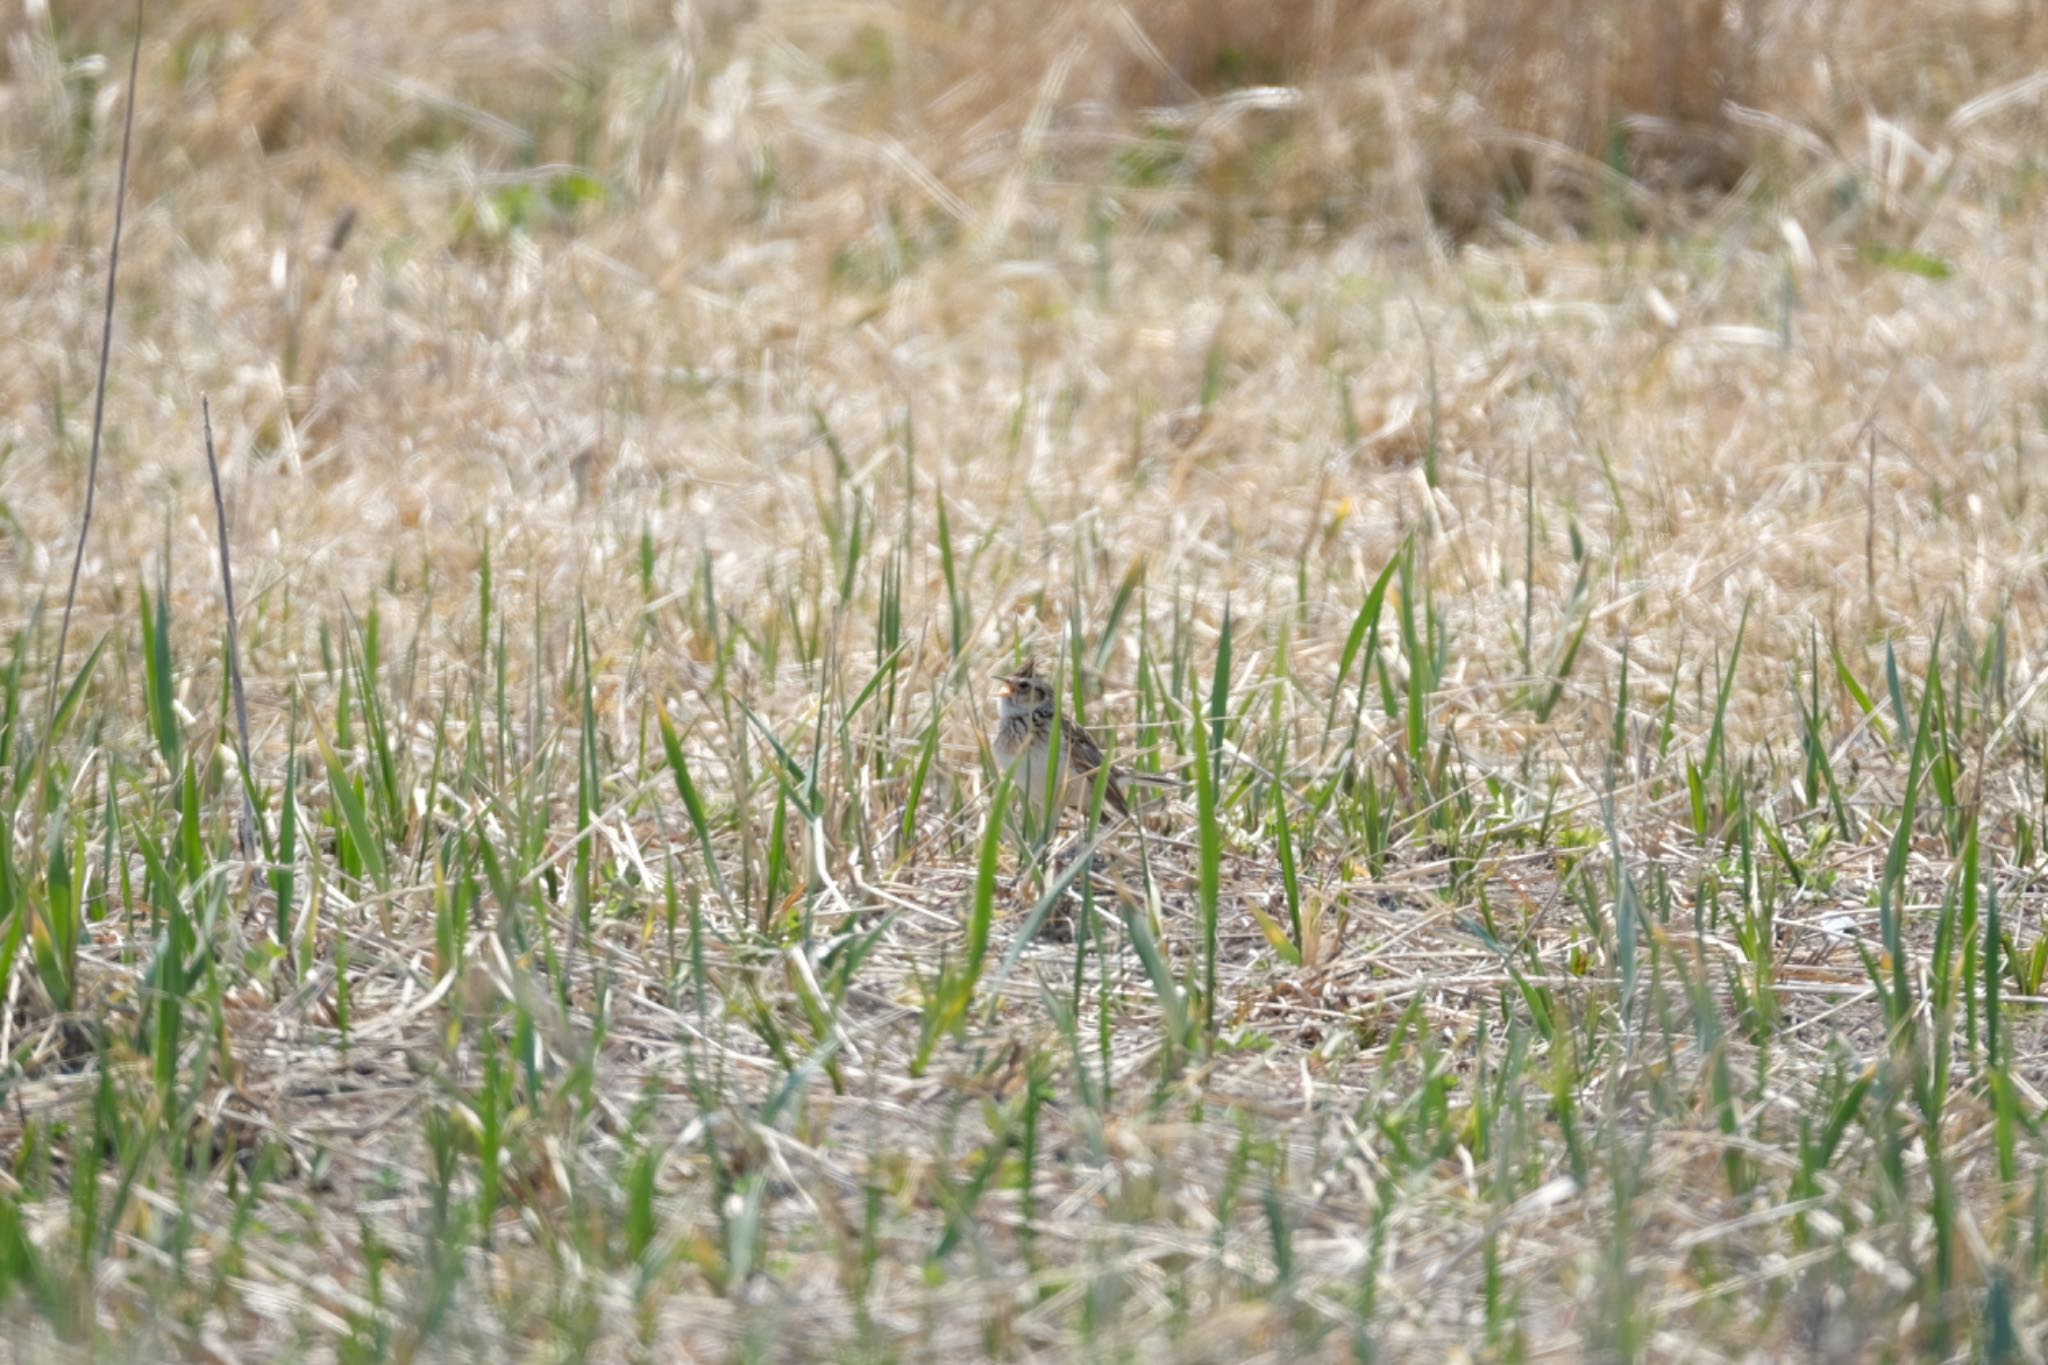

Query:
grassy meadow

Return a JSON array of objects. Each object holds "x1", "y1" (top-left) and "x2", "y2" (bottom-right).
[{"x1": 9, "y1": 0, "x2": 2048, "y2": 1357}]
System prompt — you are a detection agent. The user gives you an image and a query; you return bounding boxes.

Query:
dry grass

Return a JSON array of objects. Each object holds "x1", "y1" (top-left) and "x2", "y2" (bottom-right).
[{"x1": 7, "y1": 0, "x2": 2048, "y2": 1358}]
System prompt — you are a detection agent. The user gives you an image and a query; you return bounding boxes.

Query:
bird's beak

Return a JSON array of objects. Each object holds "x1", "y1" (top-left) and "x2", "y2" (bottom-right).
[{"x1": 994, "y1": 678, "x2": 1015, "y2": 699}]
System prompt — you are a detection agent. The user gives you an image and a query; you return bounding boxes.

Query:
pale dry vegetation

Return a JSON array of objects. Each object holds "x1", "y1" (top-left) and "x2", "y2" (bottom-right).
[{"x1": 7, "y1": 0, "x2": 2048, "y2": 1359}]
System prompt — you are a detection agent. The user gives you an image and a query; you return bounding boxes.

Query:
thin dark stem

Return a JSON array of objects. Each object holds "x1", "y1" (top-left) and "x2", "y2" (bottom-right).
[
  {"x1": 46, "y1": 0, "x2": 144, "y2": 751},
  {"x1": 203, "y1": 397, "x2": 256, "y2": 858}
]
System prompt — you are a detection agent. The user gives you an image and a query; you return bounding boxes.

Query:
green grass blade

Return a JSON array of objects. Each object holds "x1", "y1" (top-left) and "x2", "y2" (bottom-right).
[
  {"x1": 657, "y1": 706, "x2": 735, "y2": 914},
  {"x1": 314, "y1": 729, "x2": 388, "y2": 891}
]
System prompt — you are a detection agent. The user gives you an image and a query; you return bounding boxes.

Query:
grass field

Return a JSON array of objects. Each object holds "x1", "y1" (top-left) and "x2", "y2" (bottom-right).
[{"x1": 7, "y1": 0, "x2": 2048, "y2": 1358}]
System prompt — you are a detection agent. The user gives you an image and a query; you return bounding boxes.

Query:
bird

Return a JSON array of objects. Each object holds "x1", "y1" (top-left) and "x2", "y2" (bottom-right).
[{"x1": 991, "y1": 657, "x2": 1132, "y2": 823}]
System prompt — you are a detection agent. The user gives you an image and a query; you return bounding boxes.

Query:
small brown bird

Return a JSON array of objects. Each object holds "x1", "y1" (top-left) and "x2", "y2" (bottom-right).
[{"x1": 991, "y1": 657, "x2": 1132, "y2": 821}]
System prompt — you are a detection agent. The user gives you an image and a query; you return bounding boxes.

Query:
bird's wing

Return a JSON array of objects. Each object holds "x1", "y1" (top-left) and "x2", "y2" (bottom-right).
[{"x1": 1061, "y1": 717, "x2": 1130, "y2": 817}]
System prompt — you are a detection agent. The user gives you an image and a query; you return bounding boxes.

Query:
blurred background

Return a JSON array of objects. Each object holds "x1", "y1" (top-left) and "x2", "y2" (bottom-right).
[
  {"x1": 11, "y1": 0, "x2": 2039, "y2": 267},
  {"x1": 7, "y1": 0, "x2": 2042, "y2": 610}
]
